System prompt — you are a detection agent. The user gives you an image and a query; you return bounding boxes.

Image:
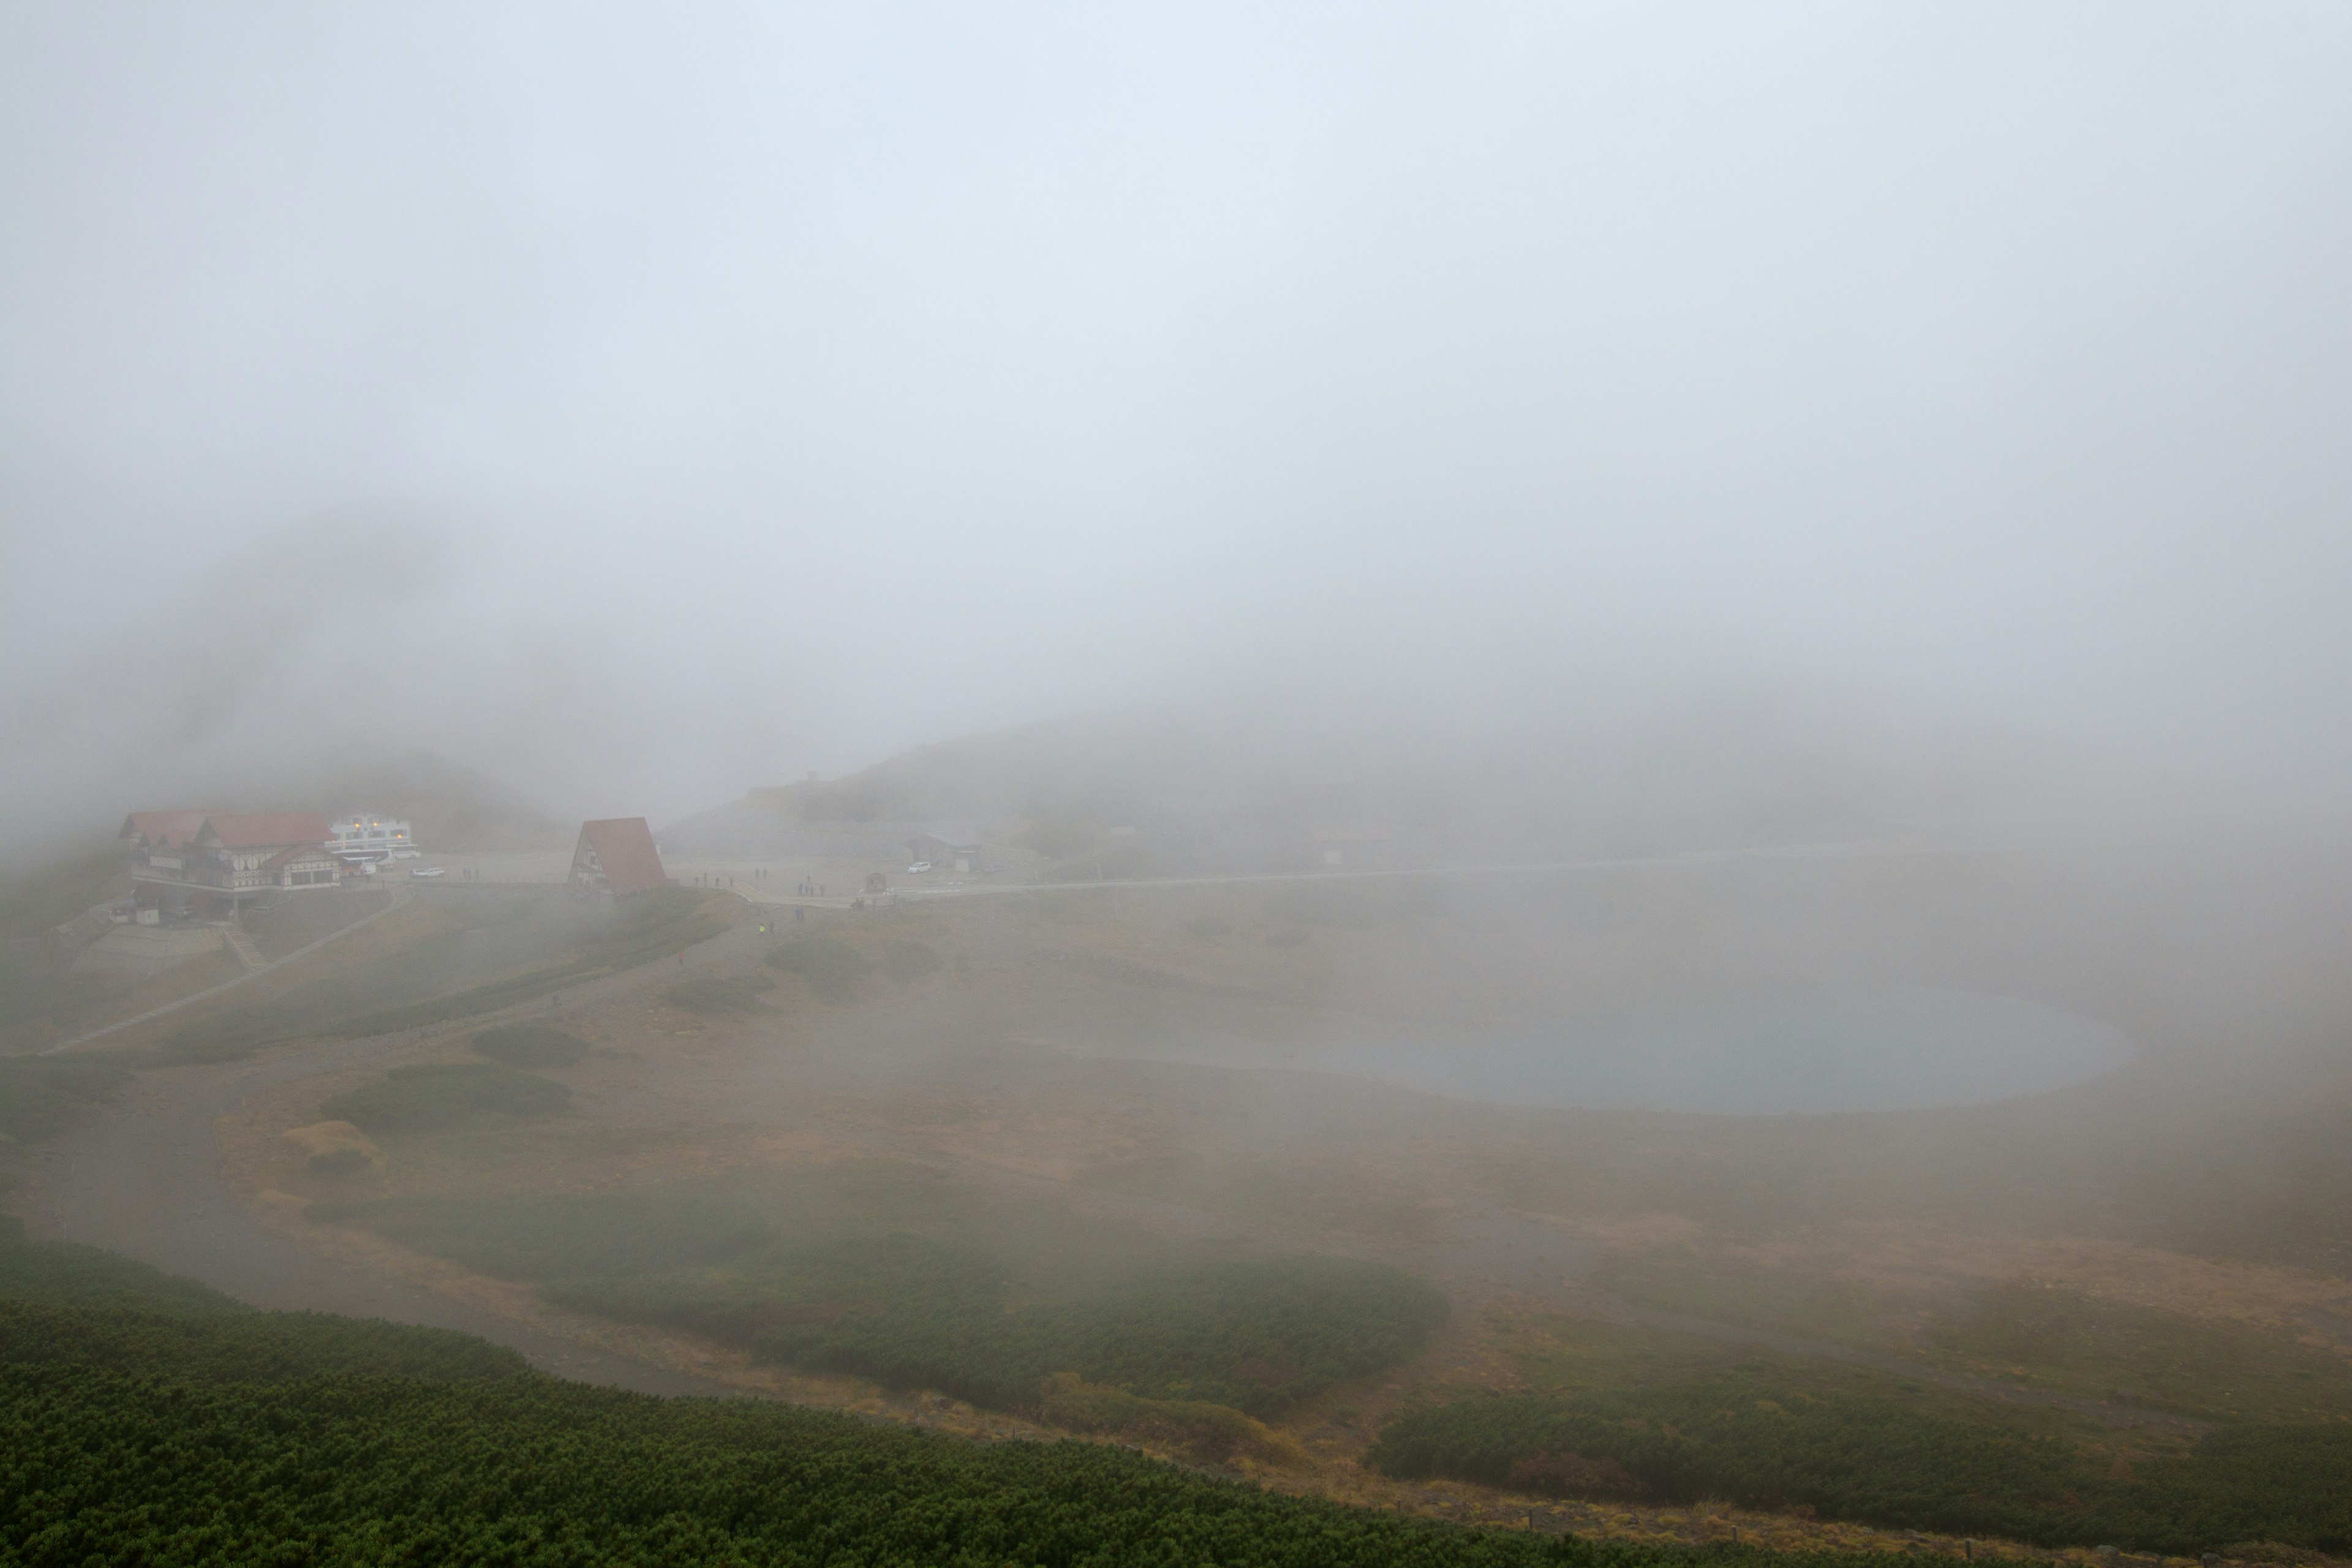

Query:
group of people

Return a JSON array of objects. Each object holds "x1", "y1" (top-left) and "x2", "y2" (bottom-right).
[{"x1": 685, "y1": 865, "x2": 826, "y2": 897}]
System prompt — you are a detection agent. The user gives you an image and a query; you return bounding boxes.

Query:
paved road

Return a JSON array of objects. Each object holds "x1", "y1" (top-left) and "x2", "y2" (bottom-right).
[
  {"x1": 761, "y1": 836, "x2": 1983, "y2": 908},
  {"x1": 20, "y1": 918, "x2": 761, "y2": 1396},
  {"x1": 43, "y1": 891, "x2": 412, "y2": 1056}
]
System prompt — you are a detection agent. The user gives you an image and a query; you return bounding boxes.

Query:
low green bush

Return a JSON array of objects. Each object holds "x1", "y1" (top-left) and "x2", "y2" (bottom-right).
[
  {"x1": 0, "y1": 1056, "x2": 127, "y2": 1143},
  {"x1": 1928, "y1": 1281, "x2": 2352, "y2": 1424},
  {"x1": 764, "y1": 936, "x2": 871, "y2": 998},
  {"x1": 469, "y1": 1024, "x2": 590, "y2": 1067},
  {"x1": 663, "y1": 973, "x2": 777, "y2": 1014},
  {"x1": 882, "y1": 940, "x2": 944, "y2": 981},
  {"x1": 312, "y1": 1191, "x2": 775, "y2": 1280},
  {"x1": 1368, "y1": 1379, "x2": 2352, "y2": 1556},
  {"x1": 0, "y1": 1218, "x2": 524, "y2": 1384},
  {"x1": 6, "y1": 1360, "x2": 1700, "y2": 1567},
  {"x1": 549, "y1": 1236, "x2": 1448, "y2": 1417},
  {"x1": 320, "y1": 1063, "x2": 570, "y2": 1134},
  {"x1": 307, "y1": 1148, "x2": 373, "y2": 1177},
  {"x1": 0, "y1": 1298, "x2": 530, "y2": 1385},
  {"x1": 0, "y1": 1215, "x2": 239, "y2": 1316},
  {"x1": 0, "y1": 1216, "x2": 1711, "y2": 1568}
]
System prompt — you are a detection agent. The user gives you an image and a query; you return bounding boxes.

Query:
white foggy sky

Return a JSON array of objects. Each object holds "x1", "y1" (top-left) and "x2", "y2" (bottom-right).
[{"x1": 3, "y1": 4, "x2": 2349, "y2": 835}]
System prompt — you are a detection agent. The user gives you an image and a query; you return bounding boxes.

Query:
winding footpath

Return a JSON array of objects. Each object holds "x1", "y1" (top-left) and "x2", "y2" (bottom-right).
[
  {"x1": 42, "y1": 891, "x2": 413, "y2": 1055},
  {"x1": 18, "y1": 916, "x2": 761, "y2": 1395}
]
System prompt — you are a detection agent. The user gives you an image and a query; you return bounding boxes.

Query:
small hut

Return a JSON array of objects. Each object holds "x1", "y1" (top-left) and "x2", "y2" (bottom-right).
[{"x1": 570, "y1": 818, "x2": 669, "y2": 898}]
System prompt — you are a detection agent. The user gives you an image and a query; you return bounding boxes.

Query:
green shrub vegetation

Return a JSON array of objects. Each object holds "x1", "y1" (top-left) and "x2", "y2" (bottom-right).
[
  {"x1": 0, "y1": 1216, "x2": 1810, "y2": 1567},
  {"x1": 1368, "y1": 1371, "x2": 2352, "y2": 1556},
  {"x1": 1595, "y1": 1252, "x2": 1900, "y2": 1355},
  {"x1": 1926, "y1": 1282, "x2": 2352, "y2": 1425},
  {"x1": 312, "y1": 1191, "x2": 774, "y2": 1280},
  {"x1": 0, "y1": 1215, "x2": 239, "y2": 1316},
  {"x1": 548, "y1": 1235, "x2": 1448, "y2": 1417},
  {"x1": 6, "y1": 1362, "x2": 1713, "y2": 1567},
  {"x1": 318, "y1": 1189, "x2": 1445, "y2": 1420},
  {"x1": 470, "y1": 1023, "x2": 591, "y2": 1066},
  {"x1": 1591, "y1": 1258, "x2": 2352, "y2": 1428},
  {"x1": 882, "y1": 940, "x2": 944, "y2": 981},
  {"x1": 664, "y1": 972, "x2": 778, "y2": 1014},
  {"x1": 0, "y1": 1298, "x2": 529, "y2": 1387},
  {"x1": 0, "y1": 951, "x2": 124, "y2": 1046},
  {"x1": 0, "y1": 1216, "x2": 526, "y2": 1384},
  {"x1": 766, "y1": 935, "x2": 872, "y2": 998},
  {"x1": 319, "y1": 1063, "x2": 570, "y2": 1134},
  {"x1": 0, "y1": 1056, "x2": 127, "y2": 1145},
  {"x1": 1034, "y1": 1370, "x2": 1286, "y2": 1461},
  {"x1": 1406, "y1": 1312, "x2": 2352, "y2": 1555}
]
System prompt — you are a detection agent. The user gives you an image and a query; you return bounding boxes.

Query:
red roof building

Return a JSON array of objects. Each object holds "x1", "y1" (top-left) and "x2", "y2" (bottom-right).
[
  {"x1": 185, "y1": 813, "x2": 336, "y2": 894},
  {"x1": 119, "y1": 810, "x2": 224, "y2": 856},
  {"x1": 123, "y1": 811, "x2": 339, "y2": 909},
  {"x1": 570, "y1": 818, "x2": 669, "y2": 897}
]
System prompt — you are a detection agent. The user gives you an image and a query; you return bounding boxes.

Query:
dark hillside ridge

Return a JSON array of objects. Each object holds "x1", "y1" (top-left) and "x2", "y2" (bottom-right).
[
  {"x1": 0, "y1": 1218, "x2": 1860, "y2": 1567},
  {"x1": 1371, "y1": 1384, "x2": 2352, "y2": 1557},
  {"x1": 261, "y1": 747, "x2": 568, "y2": 851},
  {"x1": 0, "y1": 1215, "x2": 531, "y2": 1383},
  {"x1": 663, "y1": 684, "x2": 2040, "y2": 869}
]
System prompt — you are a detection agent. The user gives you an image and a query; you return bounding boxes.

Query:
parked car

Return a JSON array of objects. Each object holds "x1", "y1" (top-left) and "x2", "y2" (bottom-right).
[
  {"x1": 906, "y1": 861, "x2": 934, "y2": 873},
  {"x1": 408, "y1": 865, "x2": 446, "y2": 878}
]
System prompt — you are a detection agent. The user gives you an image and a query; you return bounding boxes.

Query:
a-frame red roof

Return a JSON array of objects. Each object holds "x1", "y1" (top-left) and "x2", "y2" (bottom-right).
[
  {"x1": 119, "y1": 811, "x2": 222, "y2": 850},
  {"x1": 576, "y1": 818, "x2": 668, "y2": 894}
]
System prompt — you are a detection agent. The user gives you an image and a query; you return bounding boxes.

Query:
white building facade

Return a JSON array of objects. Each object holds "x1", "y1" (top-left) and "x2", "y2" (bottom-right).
[{"x1": 327, "y1": 813, "x2": 417, "y2": 864}]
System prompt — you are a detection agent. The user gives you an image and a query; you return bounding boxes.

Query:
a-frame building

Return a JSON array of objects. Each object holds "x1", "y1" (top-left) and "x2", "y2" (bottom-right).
[{"x1": 569, "y1": 818, "x2": 669, "y2": 898}]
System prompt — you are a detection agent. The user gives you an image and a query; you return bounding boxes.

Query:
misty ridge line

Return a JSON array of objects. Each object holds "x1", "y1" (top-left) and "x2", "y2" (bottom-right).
[{"x1": 4, "y1": 7, "x2": 2349, "y2": 857}]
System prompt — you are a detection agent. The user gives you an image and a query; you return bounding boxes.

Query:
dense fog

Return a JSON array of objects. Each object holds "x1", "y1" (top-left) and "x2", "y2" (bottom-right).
[
  {"x1": 9, "y1": 16, "x2": 2352, "y2": 1561},
  {"x1": 6, "y1": 3, "x2": 2351, "y2": 853}
]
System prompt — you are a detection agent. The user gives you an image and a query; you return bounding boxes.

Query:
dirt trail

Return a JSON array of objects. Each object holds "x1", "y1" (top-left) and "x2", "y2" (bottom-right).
[
  {"x1": 42, "y1": 891, "x2": 411, "y2": 1055},
  {"x1": 17, "y1": 917, "x2": 760, "y2": 1395}
]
